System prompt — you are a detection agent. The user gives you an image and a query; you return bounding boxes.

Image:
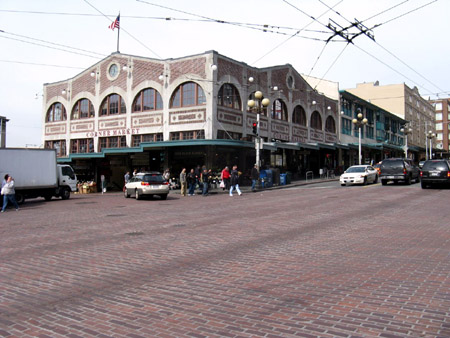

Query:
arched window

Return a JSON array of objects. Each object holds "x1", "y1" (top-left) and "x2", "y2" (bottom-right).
[
  {"x1": 170, "y1": 82, "x2": 206, "y2": 108},
  {"x1": 218, "y1": 83, "x2": 241, "y2": 110},
  {"x1": 271, "y1": 99, "x2": 288, "y2": 121},
  {"x1": 292, "y1": 105, "x2": 307, "y2": 126},
  {"x1": 247, "y1": 92, "x2": 268, "y2": 116},
  {"x1": 72, "y1": 99, "x2": 95, "y2": 119},
  {"x1": 311, "y1": 111, "x2": 322, "y2": 130},
  {"x1": 133, "y1": 88, "x2": 163, "y2": 112},
  {"x1": 46, "y1": 102, "x2": 67, "y2": 122},
  {"x1": 325, "y1": 116, "x2": 336, "y2": 133},
  {"x1": 100, "y1": 94, "x2": 126, "y2": 116}
]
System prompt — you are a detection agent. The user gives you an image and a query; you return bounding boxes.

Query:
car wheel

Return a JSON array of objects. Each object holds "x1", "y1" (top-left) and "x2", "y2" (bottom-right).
[
  {"x1": 381, "y1": 179, "x2": 387, "y2": 186},
  {"x1": 135, "y1": 189, "x2": 141, "y2": 200},
  {"x1": 405, "y1": 176, "x2": 411, "y2": 185},
  {"x1": 363, "y1": 177, "x2": 367, "y2": 185},
  {"x1": 124, "y1": 189, "x2": 130, "y2": 198},
  {"x1": 373, "y1": 175, "x2": 378, "y2": 184},
  {"x1": 160, "y1": 194, "x2": 168, "y2": 200},
  {"x1": 340, "y1": 183, "x2": 346, "y2": 186}
]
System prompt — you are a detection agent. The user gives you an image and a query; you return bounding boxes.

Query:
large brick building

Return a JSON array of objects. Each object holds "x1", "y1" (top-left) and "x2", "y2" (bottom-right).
[{"x1": 43, "y1": 51, "x2": 338, "y2": 188}]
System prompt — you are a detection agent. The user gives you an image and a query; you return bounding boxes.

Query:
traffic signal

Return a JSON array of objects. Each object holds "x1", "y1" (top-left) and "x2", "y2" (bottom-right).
[{"x1": 252, "y1": 122, "x2": 258, "y2": 135}]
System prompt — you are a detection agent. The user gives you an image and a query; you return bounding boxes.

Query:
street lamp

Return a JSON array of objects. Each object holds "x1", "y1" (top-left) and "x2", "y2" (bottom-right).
[
  {"x1": 426, "y1": 131, "x2": 436, "y2": 160},
  {"x1": 352, "y1": 108, "x2": 368, "y2": 165},
  {"x1": 248, "y1": 90, "x2": 270, "y2": 171},
  {"x1": 400, "y1": 125, "x2": 413, "y2": 159}
]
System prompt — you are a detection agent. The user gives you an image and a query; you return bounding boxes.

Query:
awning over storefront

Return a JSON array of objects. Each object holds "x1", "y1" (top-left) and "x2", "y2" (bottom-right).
[{"x1": 57, "y1": 139, "x2": 254, "y2": 163}]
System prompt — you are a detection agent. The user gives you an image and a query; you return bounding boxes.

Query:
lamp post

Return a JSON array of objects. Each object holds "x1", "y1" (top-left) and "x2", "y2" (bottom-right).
[
  {"x1": 352, "y1": 108, "x2": 368, "y2": 165},
  {"x1": 426, "y1": 131, "x2": 436, "y2": 160},
  {"x1": 400, "y1": 125, "x2": 412, "y2": 159},
  {"x1": 247, "y1": 91, "x2": 270, "y2": 171}
]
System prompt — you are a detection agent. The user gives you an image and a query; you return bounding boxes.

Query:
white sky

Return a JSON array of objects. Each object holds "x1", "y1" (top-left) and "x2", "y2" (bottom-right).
[{"x1": 1, "y1": 0, "x2": 449, "y2": 147}]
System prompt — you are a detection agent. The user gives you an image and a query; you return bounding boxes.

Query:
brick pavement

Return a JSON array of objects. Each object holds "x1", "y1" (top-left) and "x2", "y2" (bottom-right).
[{"x1": 0, "y1": 181, "x2": 449, "y2": 337}]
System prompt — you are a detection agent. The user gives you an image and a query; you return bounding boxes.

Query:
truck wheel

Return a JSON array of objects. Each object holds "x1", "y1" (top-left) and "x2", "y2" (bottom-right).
[
  {"x1": 381, "y1": 179, "x2": 387, "y2": 186},
  {"x1": 61, "y1": 188, "x2": 70, "y2": 200},
  {"x1": 44, "y1": 195, "x2": 52, "y2": 201},
  {"x1": 15, "y1": 193, "x2": 25, "y2": 204}
]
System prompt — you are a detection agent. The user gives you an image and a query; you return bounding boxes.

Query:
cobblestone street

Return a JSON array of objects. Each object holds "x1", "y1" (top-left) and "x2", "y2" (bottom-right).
[{"x1": 0, "y1": 182, "x2": 449, "y2": 337}]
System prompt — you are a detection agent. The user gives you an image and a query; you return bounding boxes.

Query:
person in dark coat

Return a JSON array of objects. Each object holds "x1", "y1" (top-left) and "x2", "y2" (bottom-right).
[
  {"x1": 251, "y1": 164, "x2": 259, "y2": 192},
  {"x1": 229, "y1": 165, "x2": 242, "y2": 196}
]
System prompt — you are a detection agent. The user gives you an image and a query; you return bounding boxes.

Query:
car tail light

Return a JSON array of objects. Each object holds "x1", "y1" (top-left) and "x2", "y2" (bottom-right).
[
  {"x1": 141, "y1": 182, "x2": 150, "y2": 186},
  {"x1": 420, "y1": 171, "x2": 423, "y2": 177},
  {"x1": 447, "y1": 171, "x2": 450, "y2": 178},
  {"x1": 403, "y1": 168, "x2": 407, "y2": 175}
]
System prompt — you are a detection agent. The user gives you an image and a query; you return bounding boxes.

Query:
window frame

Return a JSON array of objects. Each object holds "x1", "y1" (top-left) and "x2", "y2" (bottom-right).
[
  {"x1": 133, "y1": 88, "x2": 163, "y2": 113},
  {"x1": 72, "y1": 98, "x2": 95, "y2": 119},
  {"x1": 100, "y1": 94, "x2": 126, "y2": 116},
  {"x1": 218, "y1": 83, "x2": 242, "y2": 110},
  {"x1": 46, "y1": 102, "x2": 67, "y2": 122},
  {"x1": 170, "y1": 82, "x2": 206, "y2": 108}
]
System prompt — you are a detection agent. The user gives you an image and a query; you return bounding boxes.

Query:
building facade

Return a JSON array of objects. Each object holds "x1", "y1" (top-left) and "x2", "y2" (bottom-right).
[
  {"x1": 42, "y1": 51, "x2": 339, "y2": 189},
  {"x1": 346, "y1": 81, "x2": 435, "y2": 160},
  {"x1": 429, "y1": 98, "x2": 450, "y2": 153}
]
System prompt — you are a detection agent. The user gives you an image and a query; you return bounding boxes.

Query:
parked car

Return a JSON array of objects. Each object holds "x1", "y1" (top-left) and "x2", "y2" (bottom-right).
[
  {"x1": 420, "y1": 159, "x2": 450, "y2": 189},
  {"x1": 340, "y1": 165, "x2": 378, "y2": 186},
  {"x1": 124, "y1": 172, "x2": 170, "y2": 200},
  {"x1": 380, "y1": 158, "x2": 420, "y2": 185}
]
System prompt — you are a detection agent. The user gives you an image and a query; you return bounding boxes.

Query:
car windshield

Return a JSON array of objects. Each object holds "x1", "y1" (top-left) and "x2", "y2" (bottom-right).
[
  {"x1": 381, "y1": 160, "x2": 403, "y2": 169},
  {"x1": 422, "y1": 161, "x2": 449, "y2": 171},
  {"x1": 143, "y1": 174, "x2": 165, "y2": 183},
  {"x1": 346, "y1": 167, "x2": 365, "y2": 173}
]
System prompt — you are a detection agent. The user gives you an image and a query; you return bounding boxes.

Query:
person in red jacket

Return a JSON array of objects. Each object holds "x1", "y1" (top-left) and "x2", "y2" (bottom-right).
[{"x1": 221, "y1": 166, "x2": 230, "y2": 191}]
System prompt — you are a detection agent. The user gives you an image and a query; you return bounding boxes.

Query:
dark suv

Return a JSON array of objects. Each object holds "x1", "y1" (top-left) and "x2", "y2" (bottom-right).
[
  {"x1": 420, "y1": 159, "x2": 450, "y2": 189},
  {"x1": 380, "y1": 158, "x2": 420, "y2": 185}
]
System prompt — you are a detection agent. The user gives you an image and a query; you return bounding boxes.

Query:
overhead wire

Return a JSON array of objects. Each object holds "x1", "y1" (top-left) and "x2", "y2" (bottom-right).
[
  {"x1": 0, "y1": 59, "x2": 85, "y2": 69},
  {"x1": 361, "y1": 0, "x2": 411, "y2": 22}
]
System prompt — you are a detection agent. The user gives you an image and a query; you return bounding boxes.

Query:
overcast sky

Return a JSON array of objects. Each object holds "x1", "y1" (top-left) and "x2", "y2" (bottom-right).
[{"x1": 1, "y1": 0, "x2": 448, "y2": 147}]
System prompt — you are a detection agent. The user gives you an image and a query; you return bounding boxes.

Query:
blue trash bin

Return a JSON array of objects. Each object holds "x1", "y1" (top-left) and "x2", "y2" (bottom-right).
[
  {"x1": 280, "y1": 173, "x2": 287, "y2": 185},
  {"x1": 259, "y1": 170, "x2": 267, "y2": 188},
  {"x1": 265, "y1": 169, "x2": 273, "y2": 188}
]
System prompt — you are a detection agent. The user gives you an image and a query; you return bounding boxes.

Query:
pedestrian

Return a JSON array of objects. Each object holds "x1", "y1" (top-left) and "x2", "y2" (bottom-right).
[
  {"x1": 179, "y1": 168, "x2": 187, "y2": 196},
  {"x1": 132, "y1": 169, "x2": 138, "y2": 176},
  {"x1": 123, "y1": 171, "x2": 130, "y2": 192},
  {"x1": 1, "y1": 174, "x2": 20, "y2": 212},
  {"x1": 187, "y1": 169, "x2": 196, "y2": 196},
  {"x1": 201, "y1": 168, "x2": 211, "y2": 196},
  {"x1": 221, "y1": 166, "x2": 230, "y2": 191},
  {"x1": 251, "y1": 164, "x2": 259, "y2": 192},
  {"x1": 229, "y1": 165, "x2": 242, "y2": 196},
  {"x1": 163, "y1": 168, "x2": 170, "y2": 181}
]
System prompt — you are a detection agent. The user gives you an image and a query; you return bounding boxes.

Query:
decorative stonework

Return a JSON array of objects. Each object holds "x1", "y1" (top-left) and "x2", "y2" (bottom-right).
[
  {"x1": 310, "y1": 129, "x2": 324, "y2": 141},
  {"x1": 70, "y1": 121, "x2": 94, "y2": 133},
  {"x1": 218, "y1": 108, "x2": 242, "y2": 126},
  {"x1": 45, "y1": 123, "x2": 66, "y2": 135},
  {"x1": 99, "y1": 117, "x2": 126, "y2": 130},
  {"x1": 169, "y1": 109, "x2": 206, "y2": 125},
  {"x1": 132, "y1": 113, "x2": 163, "y2": 128},
  {"x1": 292, "y1": 126, "x2": 308, "y2": 142},
  {"x1": 325, "y1": 132, "x2": 338, "y2": 143}
]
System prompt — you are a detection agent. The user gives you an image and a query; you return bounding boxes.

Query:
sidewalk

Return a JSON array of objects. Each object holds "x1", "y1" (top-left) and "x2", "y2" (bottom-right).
[{"x1": 174, "y1": 176, "x2": 340, "y2": 195}]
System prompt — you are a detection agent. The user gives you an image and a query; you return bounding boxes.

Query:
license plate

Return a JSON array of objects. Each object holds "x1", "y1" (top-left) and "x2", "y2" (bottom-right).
[
  {"x1": 151, "y1": 185, "x2": 160, "y2": 188},
  {"x1": 387, "y1": 176, "x2": 395, "y2": 179},
  {"x1": 430, "y1": 172, "x2": 440, "y2": 177}
]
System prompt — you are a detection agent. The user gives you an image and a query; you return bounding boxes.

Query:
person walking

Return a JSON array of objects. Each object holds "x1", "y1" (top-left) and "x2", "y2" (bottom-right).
[
  {"x1": 1, "y1": 174, "x2": 20, "y2": 212},
  {"x1": 221, "y1": 166, "x2": 230, "y2": 191},
  {"x1": 179, "y1": 168, "x2": 187, "y2": 197},
  {"x1": 229, "y1": 165, "x2": 242, "y2": 196},
  {"x1": 187, "y1": 169, "x2": 196, "y2": 196},
  {"x1": 123, "y1": 171, "x2": 130, "y2": 192},
  {"x1": 251, "y1": 164, "x2": 259, "y2": 192},
  {"x1": 201, "y1": 168, "x2": 211, "y2": 196}
]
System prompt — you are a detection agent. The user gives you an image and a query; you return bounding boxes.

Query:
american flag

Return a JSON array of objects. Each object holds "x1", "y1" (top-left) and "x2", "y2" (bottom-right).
[{"x1": 109, "y1": 14, "x2": 120, "y2": 31}]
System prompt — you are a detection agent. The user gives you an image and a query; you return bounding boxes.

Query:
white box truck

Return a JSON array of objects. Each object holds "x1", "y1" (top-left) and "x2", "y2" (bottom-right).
[{"x1": 0, "y1": 148, "x2": 77, "y2": 203}]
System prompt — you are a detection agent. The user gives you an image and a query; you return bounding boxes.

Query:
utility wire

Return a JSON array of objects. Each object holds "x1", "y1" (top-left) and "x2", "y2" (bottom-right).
[
  {"x1": 362, "y1": 0, "x2": 410, "y2": 22},
  {"x1": 313, "y1": 42, "x2": 349, "y2": 91},
  {"x1": 82, "y1": 0, "x2": 164, "y2": 60},
  {"x1": 251, "y1": 0, "x2": 343, "y2": 65},
  {"x1": 1, "y1": 30, "x2": 106, "y2": 57},
  {"x1": 0, "y1": 59, "x2": 85, "y2": 69}
]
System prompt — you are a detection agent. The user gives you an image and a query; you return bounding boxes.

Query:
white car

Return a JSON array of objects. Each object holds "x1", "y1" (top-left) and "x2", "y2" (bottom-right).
[
  {"x1": 124, "y1": 172, "x2": 170, "y2": 200},
  {"x1": 340, "y1": 165, "x2": 379, "y2": 186}
]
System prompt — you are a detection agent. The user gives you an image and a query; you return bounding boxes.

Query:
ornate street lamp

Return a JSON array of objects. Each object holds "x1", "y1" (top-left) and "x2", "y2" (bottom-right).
[
  {"x1": 426, "y1": 130, "x2": 436, "y2": 160},
  {"x1": 400, "y1": 125, "x2": 413, "y2": 159},
  {"x1": 352, "y1": 108, "x2": 368, "y2": 165},
  {"x1": 248, "y1": 90, "x2": 270, "y2": 171}
]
